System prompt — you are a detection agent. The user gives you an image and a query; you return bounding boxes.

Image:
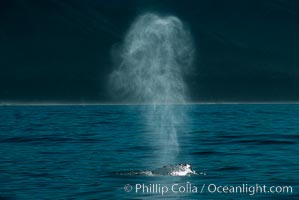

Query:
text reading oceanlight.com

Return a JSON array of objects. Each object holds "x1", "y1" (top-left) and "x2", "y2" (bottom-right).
[{"x1": 124, "y1": 182, "x2": 293, "y2": 196}]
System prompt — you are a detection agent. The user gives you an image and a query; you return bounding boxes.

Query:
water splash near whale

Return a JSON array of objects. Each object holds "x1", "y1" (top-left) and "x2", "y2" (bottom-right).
[{"x1": 109, "y1": 13, "x2": 194, "y2": 165}]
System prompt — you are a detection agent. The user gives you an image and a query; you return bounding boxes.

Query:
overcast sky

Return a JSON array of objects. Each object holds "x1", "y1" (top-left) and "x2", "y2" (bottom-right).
[{"x1": 1, "y1": 0, "x2": 299, "y2": 103}]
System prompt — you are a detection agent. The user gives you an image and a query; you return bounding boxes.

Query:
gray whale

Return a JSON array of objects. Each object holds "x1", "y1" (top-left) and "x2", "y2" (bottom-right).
[{"x1": 114, "y1": 163, "x2": 199, "y2": 176}]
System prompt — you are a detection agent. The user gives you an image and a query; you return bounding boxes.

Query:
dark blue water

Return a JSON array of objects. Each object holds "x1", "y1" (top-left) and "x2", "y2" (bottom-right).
[{"x1": 0, "y1": 104, "x2": 298, "y2": 199}]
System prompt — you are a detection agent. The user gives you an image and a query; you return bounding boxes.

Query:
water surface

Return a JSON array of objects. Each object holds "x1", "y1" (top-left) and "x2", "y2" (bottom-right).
[{"x1": 0, "y1": 104, "x2": 298, "y2": 199}]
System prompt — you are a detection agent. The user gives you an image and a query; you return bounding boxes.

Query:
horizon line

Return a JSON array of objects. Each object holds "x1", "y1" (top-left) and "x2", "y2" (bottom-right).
[{"x1": 1, "y1": 101, "x2": 299, "y2": 106}]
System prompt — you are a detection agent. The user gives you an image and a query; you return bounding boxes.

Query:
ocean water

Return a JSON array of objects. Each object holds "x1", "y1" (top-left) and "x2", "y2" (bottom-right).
[{"x1": 0, "y1": 104, "x2": 298, "y2": 199}]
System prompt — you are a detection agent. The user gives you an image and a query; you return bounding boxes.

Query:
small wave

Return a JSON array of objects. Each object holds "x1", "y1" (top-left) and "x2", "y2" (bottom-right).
[
  {"x1": 236, "y1": 139, "x2": 296, "y2": 145},
  {"x1": 191, "y1": 151, "x2": 224, "y2": 155}
]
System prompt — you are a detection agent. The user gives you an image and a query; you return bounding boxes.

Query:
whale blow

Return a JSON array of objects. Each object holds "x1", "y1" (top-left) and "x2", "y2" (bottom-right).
[
  {"x1": 109, "y1": 13, "x2": 194, "y2": 103},
  {"x1": 109, "y1": 13, "x2": 195, "y2": 165}
]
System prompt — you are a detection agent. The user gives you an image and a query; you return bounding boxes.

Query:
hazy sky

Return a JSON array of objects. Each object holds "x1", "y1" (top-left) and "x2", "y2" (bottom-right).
[{"x1": 1, "y1": 0, "x2": 299, "y2": 103}]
